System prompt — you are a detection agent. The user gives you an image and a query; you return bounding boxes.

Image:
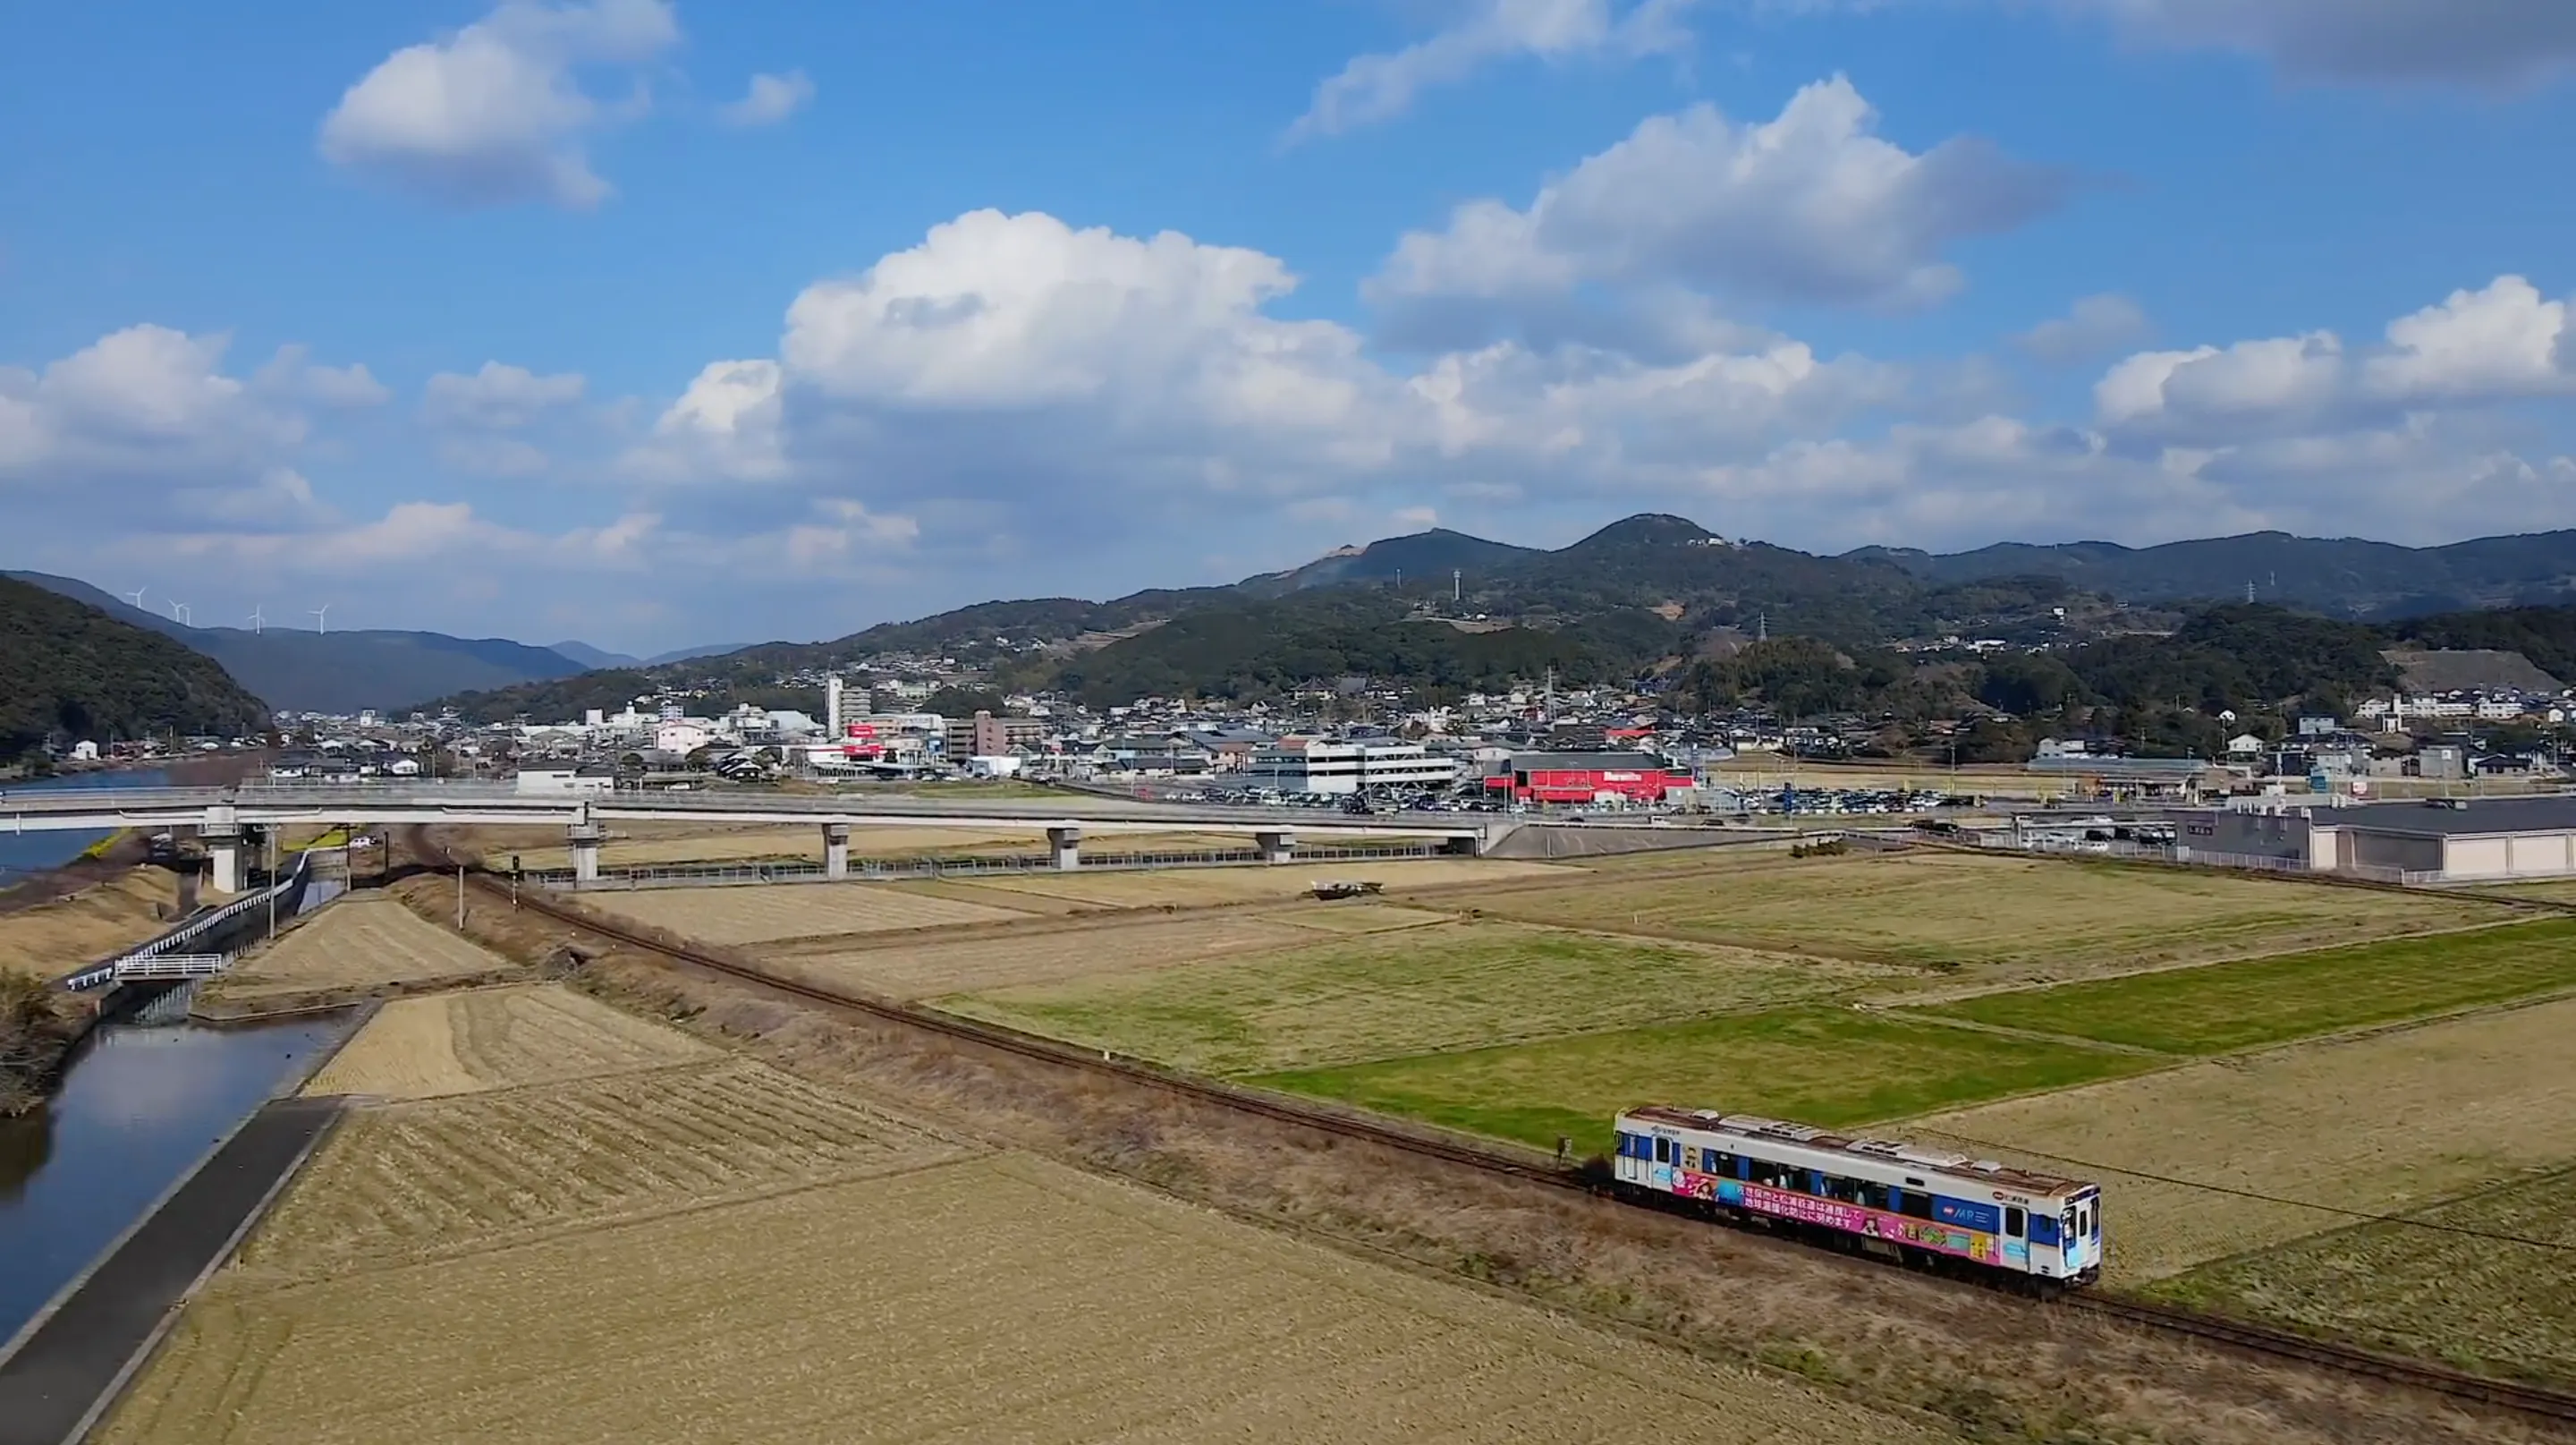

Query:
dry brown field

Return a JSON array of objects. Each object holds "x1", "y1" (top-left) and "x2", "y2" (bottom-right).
[
  {"x1": 1458, "y1": 849, "x2": 2512, "y2": 982},
  {"x1": 764, "y1": 914, "x2": 1319, "y2": 999},
  {"x1": 246, "y1": 1058, "x2": 960, "y2": 1280},
  {"x1": 0, "y1": 866, "x2": 182, "y2": 975},
  {"x1": 575, "y1": 880, "x2": 1042, "y2": 943},
  {"x1": 2149, "y1": 1164, "x2": 2576, "y2": 1389},
  {"x1": 967, "y1": 856, "x2": 1576, "y2": 909},
  {"x1": 301, "y1": 983, "x2": 716, "y2": 1100},
  {"x1": 1267, "y1": 902, "x2": 1457, "y2": 933},
  {"x1": 107, "y1": 1152, "x2": 1937, "y2": 1445},
  {"x1": 1902, "y1": 993, "x2": 2576, "y2": 1283},
  {"x1": 206, "y1": 897, "x2": 521, "y2": 1001}
]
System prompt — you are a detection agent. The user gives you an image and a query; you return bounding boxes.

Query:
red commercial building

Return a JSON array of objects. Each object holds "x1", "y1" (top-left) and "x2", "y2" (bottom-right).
[{"x1": 1483, "y1": 751, "x2": 1695, "y2": 805}]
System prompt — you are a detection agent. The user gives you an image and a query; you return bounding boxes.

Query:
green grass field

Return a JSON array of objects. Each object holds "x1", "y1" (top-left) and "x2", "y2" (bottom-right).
[
  {"x1": 1446, "y1": 850, "x2": 2508, "y2": 981},
  {"x1": 1921, "y1": 917, "x2": 2576, "y2": 1055},
  {"x1": 937, "y1": 922, "x2": 1874, "y2": 1075},
  {"x1": 2145, "y1": 1165, "x2": 2576, "y2": 1388},
  {"x1": 1249, "y1": 1007, "x2": 2157, "y2": 1154}
]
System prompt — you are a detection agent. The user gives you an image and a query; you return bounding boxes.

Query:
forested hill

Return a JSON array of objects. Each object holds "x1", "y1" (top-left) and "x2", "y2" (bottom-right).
[
  {"x1": 1854, "y1": 529, "x2": 2576, "y2": 618},
  {"x1": 0, "y1": 576, "x2": 271, "y2": 764},
  {"x1": 421, "y1": 514, "x2": 2576, "y2": 720}
]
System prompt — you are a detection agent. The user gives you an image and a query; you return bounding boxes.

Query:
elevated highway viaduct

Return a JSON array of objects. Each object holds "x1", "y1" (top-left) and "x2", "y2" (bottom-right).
[{"x1": 0, "y1": 783, "x2": 1495, "y2": 891}]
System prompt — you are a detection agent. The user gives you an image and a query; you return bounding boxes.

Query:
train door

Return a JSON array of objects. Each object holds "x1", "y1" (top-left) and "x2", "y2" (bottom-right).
[{"x1": 2003, "y1": 1206, "x2": 2028, "y2": 1271}]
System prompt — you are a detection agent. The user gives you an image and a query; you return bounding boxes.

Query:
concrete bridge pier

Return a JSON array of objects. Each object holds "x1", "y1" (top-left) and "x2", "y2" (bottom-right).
[
  {"x1": 202, "y1": 829, "x2": 248, "y2": 894},
  {"x1": 1046, "y1": 825, "x2": 1081, "y2": 871},
  {"x1": 568, "y1": 821, "x2": 606, "y2": 885},
  {"x1": 823, "y1": 822, "x2": 852, "y2": 880},
  {"x1": 1255, "y1": 829, "x2": 1295, "y2": 865}
]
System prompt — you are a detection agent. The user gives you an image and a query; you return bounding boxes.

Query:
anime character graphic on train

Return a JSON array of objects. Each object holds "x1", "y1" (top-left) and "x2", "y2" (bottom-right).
[{"x1": 1611, "y1": 1106, "x2": 2103, "y2": 1288}]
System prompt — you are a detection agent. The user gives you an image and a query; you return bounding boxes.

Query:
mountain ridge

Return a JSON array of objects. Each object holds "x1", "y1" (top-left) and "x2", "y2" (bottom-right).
[
  {"x1": 4, "y1": 573, "x2": 592, "y2": 715},
  {"x1": 0, "y1": 576, "x2": 271, "y2": 761}
]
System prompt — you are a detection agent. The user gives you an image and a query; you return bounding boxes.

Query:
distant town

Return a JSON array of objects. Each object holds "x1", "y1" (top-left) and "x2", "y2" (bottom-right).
[{"x1": 74, "y1": 636, "x2": 2576, "y2": 827}]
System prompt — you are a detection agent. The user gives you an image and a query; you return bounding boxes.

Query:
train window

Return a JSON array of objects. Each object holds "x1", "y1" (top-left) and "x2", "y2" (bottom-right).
[
  {"x1": 1714, "y1": 1152, "x2": 1737, "y2": 1177},
  {"x1": 1859, "y1": 1183, "x2": 1891, "y2": 1211},
  {"x1": 1655, "y1": 1137, "x2": 1673, "y2": 1165},
  {"x1": 1821, "y1": 1176, "x2": 1861, "y2": 1203},
  {"x1": 1895, "y1": 1191, "x2": 1933, "y2": 1220},
  {"x1": 2004, "y1": 1207, "x2": 2026, "y2": 1239}
]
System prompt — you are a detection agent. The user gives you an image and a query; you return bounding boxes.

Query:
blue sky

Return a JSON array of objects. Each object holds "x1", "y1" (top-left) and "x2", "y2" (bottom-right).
[{"x1": 4, "y1": 1, "x2": 2572, "y2": 653}]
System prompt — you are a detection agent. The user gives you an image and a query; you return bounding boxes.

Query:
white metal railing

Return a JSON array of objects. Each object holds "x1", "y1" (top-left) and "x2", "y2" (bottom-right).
[
  {"x1": 61, "y1": 850, "x2": 314, "y2": 990},
  {"x1": 113, "y1": 953, "x2": 231, "y2": 981}
]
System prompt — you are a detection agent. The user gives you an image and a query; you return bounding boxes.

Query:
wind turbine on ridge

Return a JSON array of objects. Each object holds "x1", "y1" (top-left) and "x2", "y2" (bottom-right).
[
  {"x1": 309, "y1": 603, "x2": 331, "y2": 634},
  {"x1": 168, "y1": 600, "x2": 193, "y2": 626},
  {"x1": 248, "y1": 605, "x2": 266, "y2": 634},
  {"x1": 123, "y1": 586, "x2": 148, "y2": 609}
]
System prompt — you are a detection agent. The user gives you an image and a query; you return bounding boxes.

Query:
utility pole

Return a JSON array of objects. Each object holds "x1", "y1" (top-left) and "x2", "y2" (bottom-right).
[
  {"x1": 266, "y1": 828, "x2": 278, "y2": 940},
  {"x1": 1453, "y1": 569, "x2": 1462, "y2": 603},
  {"x1": 456, "y1": 865, "x2": 466, "y2": 930}
]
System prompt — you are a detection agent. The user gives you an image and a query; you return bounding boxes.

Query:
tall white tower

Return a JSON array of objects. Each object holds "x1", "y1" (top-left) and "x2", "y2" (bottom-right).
[{"x1": 826, "y1": 675, "x2": 845, "y2": 736}]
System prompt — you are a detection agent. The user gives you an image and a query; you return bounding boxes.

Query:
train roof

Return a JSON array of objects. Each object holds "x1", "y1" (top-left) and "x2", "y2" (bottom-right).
[{"x1": 1618, "y1": 1105, "x2": 2091, "y2": 1198}]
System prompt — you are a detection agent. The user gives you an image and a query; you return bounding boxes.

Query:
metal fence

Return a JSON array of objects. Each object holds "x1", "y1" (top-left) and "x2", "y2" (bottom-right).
[
  {"x1": 1970, "y1": 834, "x2": 2439, "y2": 887},
  {"x1": 60, "y1": 850, "x2": 316, "y2": 990},
  {"x1": 530, "y1": 842, "x2": 1446, "y2": 891}
]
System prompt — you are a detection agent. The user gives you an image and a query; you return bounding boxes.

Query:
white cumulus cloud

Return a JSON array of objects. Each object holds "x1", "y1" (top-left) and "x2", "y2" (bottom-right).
[
  {"x1": 2097, "y1": 276, "x2": 2575, "y2": 443},
  {"x1": 718, "y1": 69, "x2": 813, "y2": 126},
  {"x1": 318, "y1": 0, "x2": 680, "y2": 208},
  {"x1": 1368, "y1": 76, "x2": 2067, "y2": 341},
  {"x1": 1292, "y1": 0, "x2": 1700, "y2": 140}
]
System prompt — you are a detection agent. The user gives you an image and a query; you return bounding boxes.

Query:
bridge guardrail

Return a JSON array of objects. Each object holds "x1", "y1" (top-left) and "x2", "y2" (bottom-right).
[{"x1": 529, "y1": 842, "x2": 1445, "y2": 890}]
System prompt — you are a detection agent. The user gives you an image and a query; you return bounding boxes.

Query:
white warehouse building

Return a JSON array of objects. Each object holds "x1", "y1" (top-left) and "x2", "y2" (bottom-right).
[
  {"x1": 2173, "y1": 795, "x2": 2576, "y2": 884},
  {"x1": 1236, "y1": 739, "x2": 1461, "y2": 795}
]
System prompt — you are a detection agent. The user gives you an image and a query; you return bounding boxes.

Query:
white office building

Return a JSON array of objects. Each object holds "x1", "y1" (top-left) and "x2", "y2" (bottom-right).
[{"x1": 1237, "y1": 739, "x2": 1461, "y2": 795}]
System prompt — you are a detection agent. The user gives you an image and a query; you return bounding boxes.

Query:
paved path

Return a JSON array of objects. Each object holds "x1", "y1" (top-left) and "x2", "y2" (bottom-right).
[{"x1": 0, "y1": 1097, "x2": 342, "y2": 1445}]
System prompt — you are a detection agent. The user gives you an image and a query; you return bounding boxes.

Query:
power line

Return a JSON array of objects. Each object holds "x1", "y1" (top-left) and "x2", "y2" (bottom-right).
[{"x1": 1929, "y1": 1130, "x2": 2576, "y2": 1254}]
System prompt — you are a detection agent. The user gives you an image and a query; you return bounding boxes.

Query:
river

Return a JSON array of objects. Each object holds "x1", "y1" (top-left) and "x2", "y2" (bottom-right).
[
  {"x1": 0, "y1": 1000, "x2": 352, "y2": 1346},
  {"x1": 0, "y1": 769, "x2": 172, "y2": 886}
]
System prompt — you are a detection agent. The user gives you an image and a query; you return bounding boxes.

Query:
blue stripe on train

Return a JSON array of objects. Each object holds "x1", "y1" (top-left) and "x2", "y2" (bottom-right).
[{"x1": 1933, "y1": 1197, "x2": 2001, "y2": 1233}]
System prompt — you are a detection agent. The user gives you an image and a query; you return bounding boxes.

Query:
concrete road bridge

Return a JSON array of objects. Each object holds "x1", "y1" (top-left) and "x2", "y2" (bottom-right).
[{"x1": 0, "y1": 781, "x2": 1495, "y2": 891}]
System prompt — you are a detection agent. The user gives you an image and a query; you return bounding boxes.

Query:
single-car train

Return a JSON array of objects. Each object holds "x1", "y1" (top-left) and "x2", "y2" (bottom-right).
[{"x1": 1612, "y1": 1105, "x2": 2103, "y2": 1288}]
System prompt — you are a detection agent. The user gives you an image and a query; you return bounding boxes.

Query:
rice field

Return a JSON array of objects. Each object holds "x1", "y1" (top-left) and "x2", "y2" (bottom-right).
[
  {"x1": 301, "y1": 983, "x2": 716, "y2": 1099},
  {"x1": 942, "y1": 922, "x2": 1889, "y2": 1075},
  {"x1": 1901, "y1": 992, "x2": 2576, "y2": 1285},
  {"x1": 1267, "y1": 903, "x2": 1456, "y2": 934},
  {"x1": 2147, "y1": 1165, "x2": 2576, "y2": 1389},
  {"x1": 965, "y1": 856, "x2": 1574, "y2": 909},
  {"x1": 1256, "y1": 1006, "x2": 2156, "y2": 1156},
  {"x1": 765, "y1": 914, "x2": 1320, "y2": 999},
  {"x1": 205, "y1": 897, "x2": 521, "y2": 1001},
  {"x1": 1456, "y1": 850, "x2": 2512, "y2": 981},
  {"x1": 1920, "y1": 916, "x2": 2576, "y2": 1054},
  {"x1": 104, "y1": 1152, "x2": 1940, "y2": 1445},
  {"x1": 575, "y1": 880, "x2": 1044, "y2": 944},
  {"x1": 245, "y1": 1058, "x2": 961, "y2": 1280}
]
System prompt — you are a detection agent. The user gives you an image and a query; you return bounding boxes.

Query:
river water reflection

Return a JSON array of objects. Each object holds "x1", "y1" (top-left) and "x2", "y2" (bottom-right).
[{"x1": 0, "y1": 1002, "x2": 351, "y2": 1343}]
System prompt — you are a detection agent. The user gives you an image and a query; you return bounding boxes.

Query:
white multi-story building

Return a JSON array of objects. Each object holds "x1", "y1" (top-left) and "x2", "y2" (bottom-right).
[{"x1": 1237, "y1": 739, "x2": 1461, "y2": 795}]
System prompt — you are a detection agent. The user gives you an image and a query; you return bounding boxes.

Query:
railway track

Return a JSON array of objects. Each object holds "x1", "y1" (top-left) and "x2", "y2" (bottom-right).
[{"x1": 414, "y1": 834, "x2": 2576, "y2": 1430}]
